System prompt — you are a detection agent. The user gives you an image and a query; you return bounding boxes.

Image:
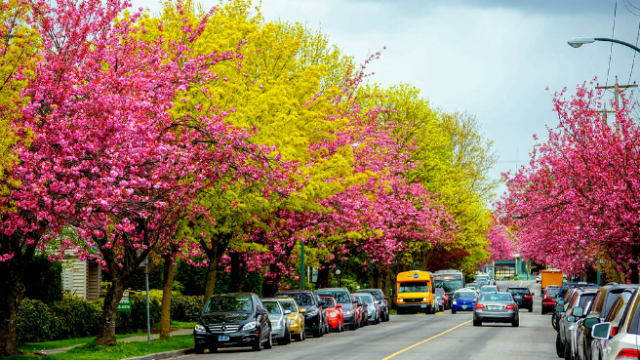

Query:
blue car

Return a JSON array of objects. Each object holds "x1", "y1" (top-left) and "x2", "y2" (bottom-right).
[{"x1": 451, "y1": 289, "x2": 477, "y2": 313}]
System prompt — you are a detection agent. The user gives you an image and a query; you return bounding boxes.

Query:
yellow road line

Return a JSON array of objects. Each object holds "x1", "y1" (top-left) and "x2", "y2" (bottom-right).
[
  {"x1": 380, "y1": 320, "x2": 472, "y2": 360},
  {"x1": 519, "y1": 281, "x2": 523, "y2": 286}
]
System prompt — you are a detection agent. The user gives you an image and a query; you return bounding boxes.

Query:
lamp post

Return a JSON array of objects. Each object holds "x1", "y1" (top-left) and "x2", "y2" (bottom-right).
[
  {"x1": 300, "y1": 241, "x2": 305, "y2": 290},
  {"x1": 568, "y1": 37, "x2": 640, "y2": 53}
]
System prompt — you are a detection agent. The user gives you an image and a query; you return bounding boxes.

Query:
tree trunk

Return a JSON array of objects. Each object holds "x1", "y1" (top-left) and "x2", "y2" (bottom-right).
[
  {"x1": 316, "y1": 265, "x2": 330, "y2": 289},
  {"x1": 204, "y1": 259, "x2": 218, "y2": 299},
  {"x1": 95, "y1": 277, "x2": 125, "y2": 346},
  {"x1": 0, "y1": 261, "x2": 26, "y2": 357},
  {"x1": 160, "y1": 254, "x2": 176, "y2": 339},
  {"x1": 229, "y1": 252, "x2": 243, "y2": 292}
]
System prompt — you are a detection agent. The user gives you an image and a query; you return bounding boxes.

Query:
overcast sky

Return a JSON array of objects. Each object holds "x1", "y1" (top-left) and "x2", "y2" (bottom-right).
[{"x1": 133, "y1": 0, "x2": 640, "y2": 200}]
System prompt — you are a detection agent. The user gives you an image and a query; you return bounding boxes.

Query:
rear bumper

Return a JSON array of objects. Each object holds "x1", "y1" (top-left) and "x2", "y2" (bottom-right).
[
  {"x1": 451, "y1": 304, "x2": 473, "y2": 311},
  {"x1": 474, "y1": 310, "x2": 517, "y2": 322}
]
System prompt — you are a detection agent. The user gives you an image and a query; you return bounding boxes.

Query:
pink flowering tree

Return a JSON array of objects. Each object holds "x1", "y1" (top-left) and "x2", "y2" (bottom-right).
[
  {"x1": 484, "y1": 225, "x2": 515, "y2": 263},
  {"x1": 0, "y1": 0, "x2": 273, "y2": 350},
  {"x1": 496, "y1": 81, "x2": 640, "y2": 281}
]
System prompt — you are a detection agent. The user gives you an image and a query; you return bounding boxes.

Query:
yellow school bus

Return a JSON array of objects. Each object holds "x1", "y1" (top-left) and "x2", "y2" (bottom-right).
[{"x1": 396, "y1": 270, "x2": 435, "y2": 314}]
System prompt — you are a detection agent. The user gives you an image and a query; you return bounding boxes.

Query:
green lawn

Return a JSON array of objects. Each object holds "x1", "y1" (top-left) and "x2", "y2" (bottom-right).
[
  {"x1": 389, "y1": 309, "x2": 397, "y2": 315},
  {"x1": 17, "y1": 333, "x2": 142, "y2": 352},
  {"x1": 168, "y1": 320, "x2": 196, "y2": 329},
  {"x1": 9, "y1": 335, "x2": 194, "y2": 360}
]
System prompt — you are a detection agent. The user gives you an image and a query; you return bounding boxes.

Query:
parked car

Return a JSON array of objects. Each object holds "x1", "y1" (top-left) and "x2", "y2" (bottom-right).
[
  {"x1": 276, "y1": 297, "x2": 306, "y2": 341},
  {"x1": 193, "y1": 293, "x2": 272, "y2": 354},
  {"x1": 319, "y1": 295, "x2": 344, "y2": 332},
  {"x1": 556, "y1": 288, "x2": 597, "y2": 360},
  {"x1": 507, "y1": 286, "x2": 535, "y2": 312},
  {"x1": 451, "y1": 289, "x2": 477, "y2": 313},
  {"x1": 315, "y1": 287, "x2": 358, "y2": 330},
  {"x1": 590, "y1": 291, "x2": 634, "y2": 360},
  {"x1": 275, "y1": 290, "x2": 326, "y2": 337},
  {"x1": 472, "y1": 292, "x2": 519, "y2": 327},
  {"x1": 261, "y1": 298, "x2": 291, "y2": 346},
  {"x1": 591, "y1": 287, "x2": 640, "y2": 360},
  {"x1": 575, "y1": 284, "x2": 638, "y2": 360},
  {"x1": 542, "y1": 285, "x2": 561, "y2": 314},
  {"x1": 354, "y1": 295, "x2": 368, "y2": 326},
  {"x1": 435, "y1": 288, "x2": 448, "y2": 310},
  {"x1": 354, "y1": 292, "x2": 381, "y2": 325},
  {"x1": 356, "y1": 288, "x2": 390, "y2": 322}
]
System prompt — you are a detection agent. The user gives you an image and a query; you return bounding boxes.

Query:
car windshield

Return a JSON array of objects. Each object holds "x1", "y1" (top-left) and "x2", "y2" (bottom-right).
[
  {"x1": 507, "y1": 288, "x2": 530, "y2": 295},
  {"x1": 399, "y1": 282, "x2": 430, "y2": 293},
  {"x1": 480, "y1": 287, "x2": 497, "y2": 293},
  {"x1": 480, "y1": 294, "x2": 512, "y2": 302},
  {"x1": 320, "y1": 297, "x2": 336, "y2": 307},
  {"x1": 315, "y1": 291, "x2": 350, "y2": 304},
  {"x1": 286, "y1": 293, "x2": 314, "y2": 306},
  {"x1": 203, "y1": 295, "x2": 252, "y2": 313},
  {"x1": 355, "y1": 295, "x2": 374, "y2": 304},
  {"x1": 279, "y1": 300, "x2": 297, "y2": 313},
  {"x1": 454, "y1": 291, "x2": 476, "y2": 298},
  {"x1": 263, "y1": 301, "x2": 282, "y2": 315},
  {"x1": 433, "y1": 280, "x2": 463, "y2": 293},
  {"x1": 359, "y1": 291, "x2": 383, "y2": 301}
]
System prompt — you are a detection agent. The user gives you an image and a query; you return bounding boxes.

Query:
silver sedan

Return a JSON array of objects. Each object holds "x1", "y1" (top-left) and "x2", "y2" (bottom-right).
[{"x1": 472, "y1": 292, "x2": 519, "y2": 327}]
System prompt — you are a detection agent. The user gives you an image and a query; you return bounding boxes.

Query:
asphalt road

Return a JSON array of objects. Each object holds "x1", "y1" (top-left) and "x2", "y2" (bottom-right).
[{"x1": 177, "y1": 280, "x2": 557, "y2": 360}]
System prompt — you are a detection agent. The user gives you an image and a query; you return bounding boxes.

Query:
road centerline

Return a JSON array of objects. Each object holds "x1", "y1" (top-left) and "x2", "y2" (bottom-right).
[{"x1": 380, "y1": 319, "x2": 472, "y2": 360}]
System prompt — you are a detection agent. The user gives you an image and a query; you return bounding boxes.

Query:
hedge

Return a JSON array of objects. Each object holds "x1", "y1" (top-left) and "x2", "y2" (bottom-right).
[{"x1": 17, "y1": 293, "x2": 204, "y2": 344}]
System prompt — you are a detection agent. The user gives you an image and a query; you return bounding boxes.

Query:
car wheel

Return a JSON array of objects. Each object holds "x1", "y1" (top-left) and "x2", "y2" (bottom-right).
[
  {"x1": 542, "y1": 308, "x2": 546, "y2": 315},
  {"x1": 313, "y1": 327, "x2": 322, "y2": 337},
  {"x1": 552, "y1": 313, "x2": 558, "y2": 330},
  {"x1": 473, "y1": 319, "x2": 481, "y2": 327},
  {"x1": 195, "y1": 344, "x2": 205, "y2": 354},
  {"x1": 529, "y1": 306, "x2": 533, "y2": 313},
  {"x1": 264, "y1": 331, "x2": 273, "y2": 349},
  {"x1": 452, "y1": 309, "x2": 457, "y2": 314},
  {"x1": 512, "y1": 317, "x2": 519, "y2": 327},
  {"x1": 278, "y1": 326, "x2": 290, "y2": 345},
  {"x1": 555, "y1": 332, "x2": 564, "y2": 358},
  {"x1": 253, "y1": 339, "x2": 262, "y2": 351},
  {"x1": 564, "y1": 342, "x2": 572, "y2": 360}
]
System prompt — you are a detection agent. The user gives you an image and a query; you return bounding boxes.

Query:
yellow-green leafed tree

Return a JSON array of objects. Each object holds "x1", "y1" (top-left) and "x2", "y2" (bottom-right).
[{"x1": 0, "y1": 0, "x2": 39, "y2": 200}]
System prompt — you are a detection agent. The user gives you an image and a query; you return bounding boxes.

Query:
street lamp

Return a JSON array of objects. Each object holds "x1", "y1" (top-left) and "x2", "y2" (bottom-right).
[{"x1": 568, "y1": 37, "x2": 640, "y2": 53}]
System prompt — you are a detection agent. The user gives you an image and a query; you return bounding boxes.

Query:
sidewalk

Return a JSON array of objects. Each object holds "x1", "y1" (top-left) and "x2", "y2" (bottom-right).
[{"x1": 39, "y1": 329, "x2": 193, "y2": 355}]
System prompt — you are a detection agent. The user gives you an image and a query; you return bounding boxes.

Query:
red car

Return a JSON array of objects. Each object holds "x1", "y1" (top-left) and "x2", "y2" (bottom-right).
[
  {"x1": 541, "y1": 285, "x2": 560, "y2": 314},
  {"x1": 351, "y1": 295, "x2": 364, "y2": 329},
  {"x1": 320, "y1": 296, "x2": 344, "y2": 332}
]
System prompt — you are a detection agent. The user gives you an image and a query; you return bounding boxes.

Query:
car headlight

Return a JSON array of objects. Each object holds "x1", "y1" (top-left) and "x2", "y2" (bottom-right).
[
  {"x1": 423, "y1": 298, "x2": 428, "y2": 301},
  {"x1": 398, "y1": 298, "x2": 404, "y2": 302},
  {"x1": 306, "y1": 310, "x2": 318, "y2": 317},
  {"x1": 330, "y1": 312, "x2": 337, "y2": 317},
  {"x1": 242, "y1": 321, "x2": 258, "y2": 331},
  {"x1": 346, "y1": 310, "x2": 353, "y2": 315},
  {"x1": 194, "y1": 324, "x2": 206, "y2": 333},
  {"x1": 452, "y1": 300, "x2": 457, "y2": 305}
]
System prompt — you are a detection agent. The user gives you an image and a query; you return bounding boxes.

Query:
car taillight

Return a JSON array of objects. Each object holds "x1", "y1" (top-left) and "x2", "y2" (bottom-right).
[
  {"x1": 611, "y1": 325, "x2": 619, "y2": 337},
  {"x1": 615, "y1": 348, "x2": 640, "y2": 360},
  {"x1": 505, "y1": 304, "x2": 516, "y2": 310},
  {"x1": 524, "y1": 295, "x2": 532, "y2": 299},
  {"x1": 474, "y1": 304, "x2": 485, "y2": 309}
]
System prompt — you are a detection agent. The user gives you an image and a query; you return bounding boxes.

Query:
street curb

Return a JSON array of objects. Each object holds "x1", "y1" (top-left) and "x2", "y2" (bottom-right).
[{"x1": 121, "y1": 347, "x2": 195, "y2": 360}]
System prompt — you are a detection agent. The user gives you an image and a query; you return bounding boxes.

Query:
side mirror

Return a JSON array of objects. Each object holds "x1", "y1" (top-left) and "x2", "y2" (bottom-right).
[
  {"x1": 258, "y1": 308, "x2": 268, "y2": 315},
  {"x1": 531, "y1": 292, "x2": 535, "y2": 296},
  {"x1": 560, "y1": 312, "x2": 566, "y2": 316},
  {"x1": 300, "y1": 308, "x2": 307, "y2": 313},
  {"x1": 572, "y1": 307, "x2": 583, "y2": 317},
  {"x1": 472, "y1": 300, "x2": 477, "y2": 304},
  {"x1": 567, "y1": 316, "x2": 576, "y2": 323},
  {"x1": 584, "y1": 317, "x2": 599, "y2": 329},
  {"x1": 557, "y1": 299, "x2": 565, "y2": 305},
  {"x1": 336, "y1": 304, "x2": 343, "y2": 308},
  {"x1": 555, "y1": 305, "x2": 564, "y2": 312},
  {"x1": 284, "y1": 310, "x2": 291, "y2": 315},
  {"x1": 592, "y1": 322, "x2": 611, "y2": 340},
  {"x1": 192, "y1": 312, "x2": 200, "y2": 318}
]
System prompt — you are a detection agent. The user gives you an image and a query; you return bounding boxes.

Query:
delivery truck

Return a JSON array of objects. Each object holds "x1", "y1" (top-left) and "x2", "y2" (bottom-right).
[{"x1": 541, "y1": 269, "x2": 563, "y2": 291}]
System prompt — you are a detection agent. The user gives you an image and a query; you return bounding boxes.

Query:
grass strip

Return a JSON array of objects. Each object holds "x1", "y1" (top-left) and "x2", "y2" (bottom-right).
[
  {"x1": 9, "y1": 334, "x2": 194, "y2": 360},
  {"x1": 18, "y1": 333, "x2": 145, "y2": 352}
]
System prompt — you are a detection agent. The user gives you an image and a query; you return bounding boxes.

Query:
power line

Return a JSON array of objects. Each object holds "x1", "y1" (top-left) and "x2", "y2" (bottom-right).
[
  {"x1": 624, "y1": 0, "x2": 640, "y2": 16},
  {"x1": 603, "y1": 0, "x2": 618, "y2": 96},
  {"x1": 629, "y1": 15, "x2": 640, "y2": 83}
]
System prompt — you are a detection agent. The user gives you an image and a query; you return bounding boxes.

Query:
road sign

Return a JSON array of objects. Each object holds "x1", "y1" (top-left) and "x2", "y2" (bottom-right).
[
  {"x1": 312, "y1": 269, "x2": 318, "y2": 283},
  {"x1": 117, "y1": 291, "x2": 131, "y2": 312}
]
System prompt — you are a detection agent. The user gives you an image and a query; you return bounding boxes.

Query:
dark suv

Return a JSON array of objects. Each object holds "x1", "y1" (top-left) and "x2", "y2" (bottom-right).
[
  {"x1": 507, "y1": 287, "x2": 535, "y2": 312},
  {"x1": 275, "y1": 290, "x2": 326, "y2": 337},
  {"x1": 356, "y1": 288, "x2": 389, "y2": 322},
  {"x1": 193, "y1": 293, "x2": 272, "y2": 354},
  {"x1": 315, "y1": 288, "x2": 358, "y2": 330}
]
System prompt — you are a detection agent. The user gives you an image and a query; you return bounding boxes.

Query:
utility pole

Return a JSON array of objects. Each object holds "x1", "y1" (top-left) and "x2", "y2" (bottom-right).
[{"x1": 596, "y1": 77, "x2": 637, "y2": 120}]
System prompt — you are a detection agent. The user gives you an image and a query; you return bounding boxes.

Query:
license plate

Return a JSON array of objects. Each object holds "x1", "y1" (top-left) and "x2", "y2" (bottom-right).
[
  {"x1": 462, "y1": 305, "x2": 467, "y2": 309},
  {"x1": 514, "y1": 296, "x2": 521, "y2": 300},
  {"x1": 218, "y1": 335, "x2": 229, "y2": 342},
  {"x1": 487, "y1": 306, "x2": 499, "y2": 310},
  {"x1": 421, "y1": 304, "x2": 427, "y2": 308}
]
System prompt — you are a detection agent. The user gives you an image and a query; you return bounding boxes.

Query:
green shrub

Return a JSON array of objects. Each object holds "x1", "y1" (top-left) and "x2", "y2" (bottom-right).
[
  {"x1": 49, "y1": 294, "x2": 101, "y2": 339},
  {"x1": 23, "y1": 256, "x2": 62, "y2": 304},
  {"x1": 115, "y1": 293, "x2": 161, "y2": 334},
  {"x1": 171, "y1": 295, "x2": 205, "y2": 322},
  {"x1": 17, "y1": 299, "x2": 54, "y2": 344}
]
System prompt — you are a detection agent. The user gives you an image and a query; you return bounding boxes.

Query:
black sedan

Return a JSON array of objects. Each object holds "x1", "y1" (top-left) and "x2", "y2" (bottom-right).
[
  {"x1": 472, "y1": 292, "x2": 519, "y2": 327},
  {"x1": 193, "y1": 293, "x2": 272, "y2": 354},
  {"x1": 507, "y1": 286, "x2": 534, "y2": 312}
]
